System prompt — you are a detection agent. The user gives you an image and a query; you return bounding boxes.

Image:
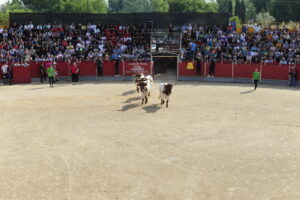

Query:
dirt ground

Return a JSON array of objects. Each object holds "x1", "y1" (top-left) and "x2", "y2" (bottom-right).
[{"x1": 0, "y1": 81, "x2": 299, "y2": 200}]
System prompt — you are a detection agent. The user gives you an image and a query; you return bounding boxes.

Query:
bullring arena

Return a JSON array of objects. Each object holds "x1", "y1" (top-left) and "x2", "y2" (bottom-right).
[{"x1": 0, "y1": 80, "x2": 299, "y2": 200}]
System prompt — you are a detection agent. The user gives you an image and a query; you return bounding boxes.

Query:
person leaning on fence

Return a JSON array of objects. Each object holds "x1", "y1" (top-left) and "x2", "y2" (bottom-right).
[
  {"x1": 47, "y1": 65, "x2": 55, "y2": 88},
  {"x1": 252, "y1": 68, "x2": 261, "y2": 90},
  {"x1": 288, "y1": 66, "x2": 297, "y2": 87}
]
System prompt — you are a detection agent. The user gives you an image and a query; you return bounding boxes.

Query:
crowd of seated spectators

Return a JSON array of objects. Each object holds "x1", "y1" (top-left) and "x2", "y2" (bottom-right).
[
  {"x1": 180, "y1": 23, "x2": 300, "y2": 65},
  {"x1": 0, "y1": 22, "x2": 151, "y2": 64}
]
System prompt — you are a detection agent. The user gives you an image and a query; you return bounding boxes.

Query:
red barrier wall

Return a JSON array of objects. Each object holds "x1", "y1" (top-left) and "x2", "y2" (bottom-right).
[
  {"x1": 13, "y1": 66, "x2": 31, "y2": 84},
  {"x1": 124, "y1": 62, "x2": 152, "y2": 76},
  {"x1": 179, "y1": 61, "x2": 207, "y2": 76},
  {"x1": 78, "y1": 61, "x2": 97, "y2": 76},
  {"x1": 118, "y1": 62, "x2": 124, "y2": 76},
  {"x1": 234, "y1": 63, "x2": 261, "y2": 79},
  {"x1": 214, "y1": 62, "x2": 233, "y2": 78},
  {"x1": 30, "y1": 62, "x2": 41, "y2": 78},
  {"x1": 179, "y1": 62, "x2": 196, "y2": 76},
  {"x1": 56, "y1": 61, "x2": 69, "y2": 76},
  {"x1": 262, "y1": 64, "x2": 289, "y2": 80},
  {"x1": 179, "y1": 62, "x2": 295, "y2": 81},
  {"x1": 3, "y1": 61, "x2": 298, "y2": 84},
  {"x1": 103, "y1": 62, "x2": 115, "y2": 76},
  {"x1": 0, "y1": 63, "x2": 3, "y2": 80},
  {"x1": 297, "y1": 65, "x2": 300, "y2": 81},
  {"x1": 102, "y1": 61, "x2": 125, "y2": 76}
]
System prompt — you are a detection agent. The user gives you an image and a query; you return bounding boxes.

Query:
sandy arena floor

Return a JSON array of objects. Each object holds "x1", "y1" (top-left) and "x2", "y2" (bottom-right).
[{"x1": 0, "y1": 81, "x2": 299, "y2": 200}]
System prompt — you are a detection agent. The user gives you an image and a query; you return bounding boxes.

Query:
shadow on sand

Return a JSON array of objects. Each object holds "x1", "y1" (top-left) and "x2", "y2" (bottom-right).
[
  {"x1": 142, "y1": 104, "x2": 160, "y2": 113},
  {"x1": 123, "y1": 97, "x2": 140, "y2": 103},
  {"x1": 121, "y1": 90, "x2": 136, "y2": 96},
  {"x1": 118, "y1": 103, "x2": 139, "y2": 112},
  {"x1": 240, "y1": 89, "x2": 255, "y2": 95}
]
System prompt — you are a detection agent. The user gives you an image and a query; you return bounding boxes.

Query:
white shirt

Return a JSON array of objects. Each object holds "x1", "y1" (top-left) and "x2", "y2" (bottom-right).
[{"x1": 1, "y1": 64, "x2": 8, "y2": 73}]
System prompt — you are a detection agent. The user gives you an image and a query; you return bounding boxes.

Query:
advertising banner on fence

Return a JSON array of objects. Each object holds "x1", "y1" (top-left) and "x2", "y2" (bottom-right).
[{"x1": 124, "y1": 62, "x2": 151, "y2": 76}]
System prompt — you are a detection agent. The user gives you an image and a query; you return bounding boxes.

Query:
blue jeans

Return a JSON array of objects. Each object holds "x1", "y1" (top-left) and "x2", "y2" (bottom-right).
[{"x1": 289, "y1": 77, "x2": 296, "y2": 87}]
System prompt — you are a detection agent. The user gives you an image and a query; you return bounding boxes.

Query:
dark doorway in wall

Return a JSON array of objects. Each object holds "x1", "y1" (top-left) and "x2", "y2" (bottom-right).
[{"x1": 153, "y1": 56, "x2": 177, "y2": 75}]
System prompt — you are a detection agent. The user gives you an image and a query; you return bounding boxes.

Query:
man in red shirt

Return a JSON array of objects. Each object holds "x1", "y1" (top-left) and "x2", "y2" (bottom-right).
[{"x1": 70, "y1": 62, "x2": 79, "y2": 84}]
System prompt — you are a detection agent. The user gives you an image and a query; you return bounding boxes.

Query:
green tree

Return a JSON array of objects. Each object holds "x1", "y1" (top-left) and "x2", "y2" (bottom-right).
[
  {"x1": 250, "y1": 0, "x2": 271, "y2": 13},
  {"x1": 271, "y1": 0, "x2": 300, "y2": 22},
  {"x1": 234, "y1": 0, "x2": 246, "y2": 22},
  {"x1": 0, "y1": 0, "x2": 32, "y2": 24},
  {"x1": 228, "y1": 0, "x2": 233, "y2": 16},
  {"x1": 20, "y1": 0, "x2": 107, "y2": 13},
  {"x1": 216, "y1": 0, "x2": 228, "y2": 13},
  {"x1": 122, "y1": 0, "x2": 151, "y2": 13},
  {"x1": 150, "y1": 0, "x2": 169, "y2": 12},
  {"x1": 240, "y1": 0, "x2": 246, "y2": 22},
  {"x1": 108, "y1": 0, "x2": 124, "y2": 13},
  {"x1": 234, "y1": 0, "x2": 241, "y2": 17},
  {"x1": 216, "y1": 0, "x2": 256, "y2": 21},
  {"x1": 256, "y1": 11, "x2": 275, "y2": 24},
  {"x1": 168, "y1": 0, "x2": 217, "y2": 13}
]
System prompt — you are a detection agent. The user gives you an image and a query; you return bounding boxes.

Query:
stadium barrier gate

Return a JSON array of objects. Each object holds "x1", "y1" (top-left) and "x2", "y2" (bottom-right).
[{"x1": 0, "y1": 61, "x2": 299, "y2": 84}]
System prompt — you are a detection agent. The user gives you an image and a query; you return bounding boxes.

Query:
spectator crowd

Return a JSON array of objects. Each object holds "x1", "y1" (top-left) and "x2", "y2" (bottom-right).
[
  {"x1": 0, "y1": 22, "x2": 151, "y2": 64},
  {"x1": 180, "y1": 23, "x2": 300, "y2": 65}
]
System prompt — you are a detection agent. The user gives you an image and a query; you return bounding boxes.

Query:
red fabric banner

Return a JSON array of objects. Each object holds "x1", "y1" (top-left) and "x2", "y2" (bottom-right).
[{"x1": 13, "y1": 66, "x2": 31, "y2": 84}]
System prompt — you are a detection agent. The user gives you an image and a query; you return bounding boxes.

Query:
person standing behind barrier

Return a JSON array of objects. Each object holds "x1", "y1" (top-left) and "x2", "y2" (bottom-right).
[
  {"x1": 288, "y1": 66, "x2": 297, "y2": 87},
  {"x1": 70, "y1": 62, "x2": 79, "y2": 85},
  {"x1": 168, "y1": 23, "x2": 174, "y2": 40},
  {"x1": 252, "y1": 68, "x2": 261, "y2": 90},
  {"x1": 47, "y1": 65, "x2": 55, "y2": 88},
  {"x1": 208, "y1": 59, "x2": 215, "y2": 78},
  {"x1": 7, "y1": 64, "x2": 13, "y2": 85},
  {"x1": 1, "y1": 62, "x2": 8, "y2": 85},
  {"x1": 115, "y1": 56, "x2": 121, "y2": 77},
  {"x1": 195, "y1": 53, "x2": 202, "y2": 75},
  {"x1": 40, "y1": 63, "x2": 47, "y2": 83},
  {"x1": 96, "y1": 56, "x2": 103, "y2": 76}
]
